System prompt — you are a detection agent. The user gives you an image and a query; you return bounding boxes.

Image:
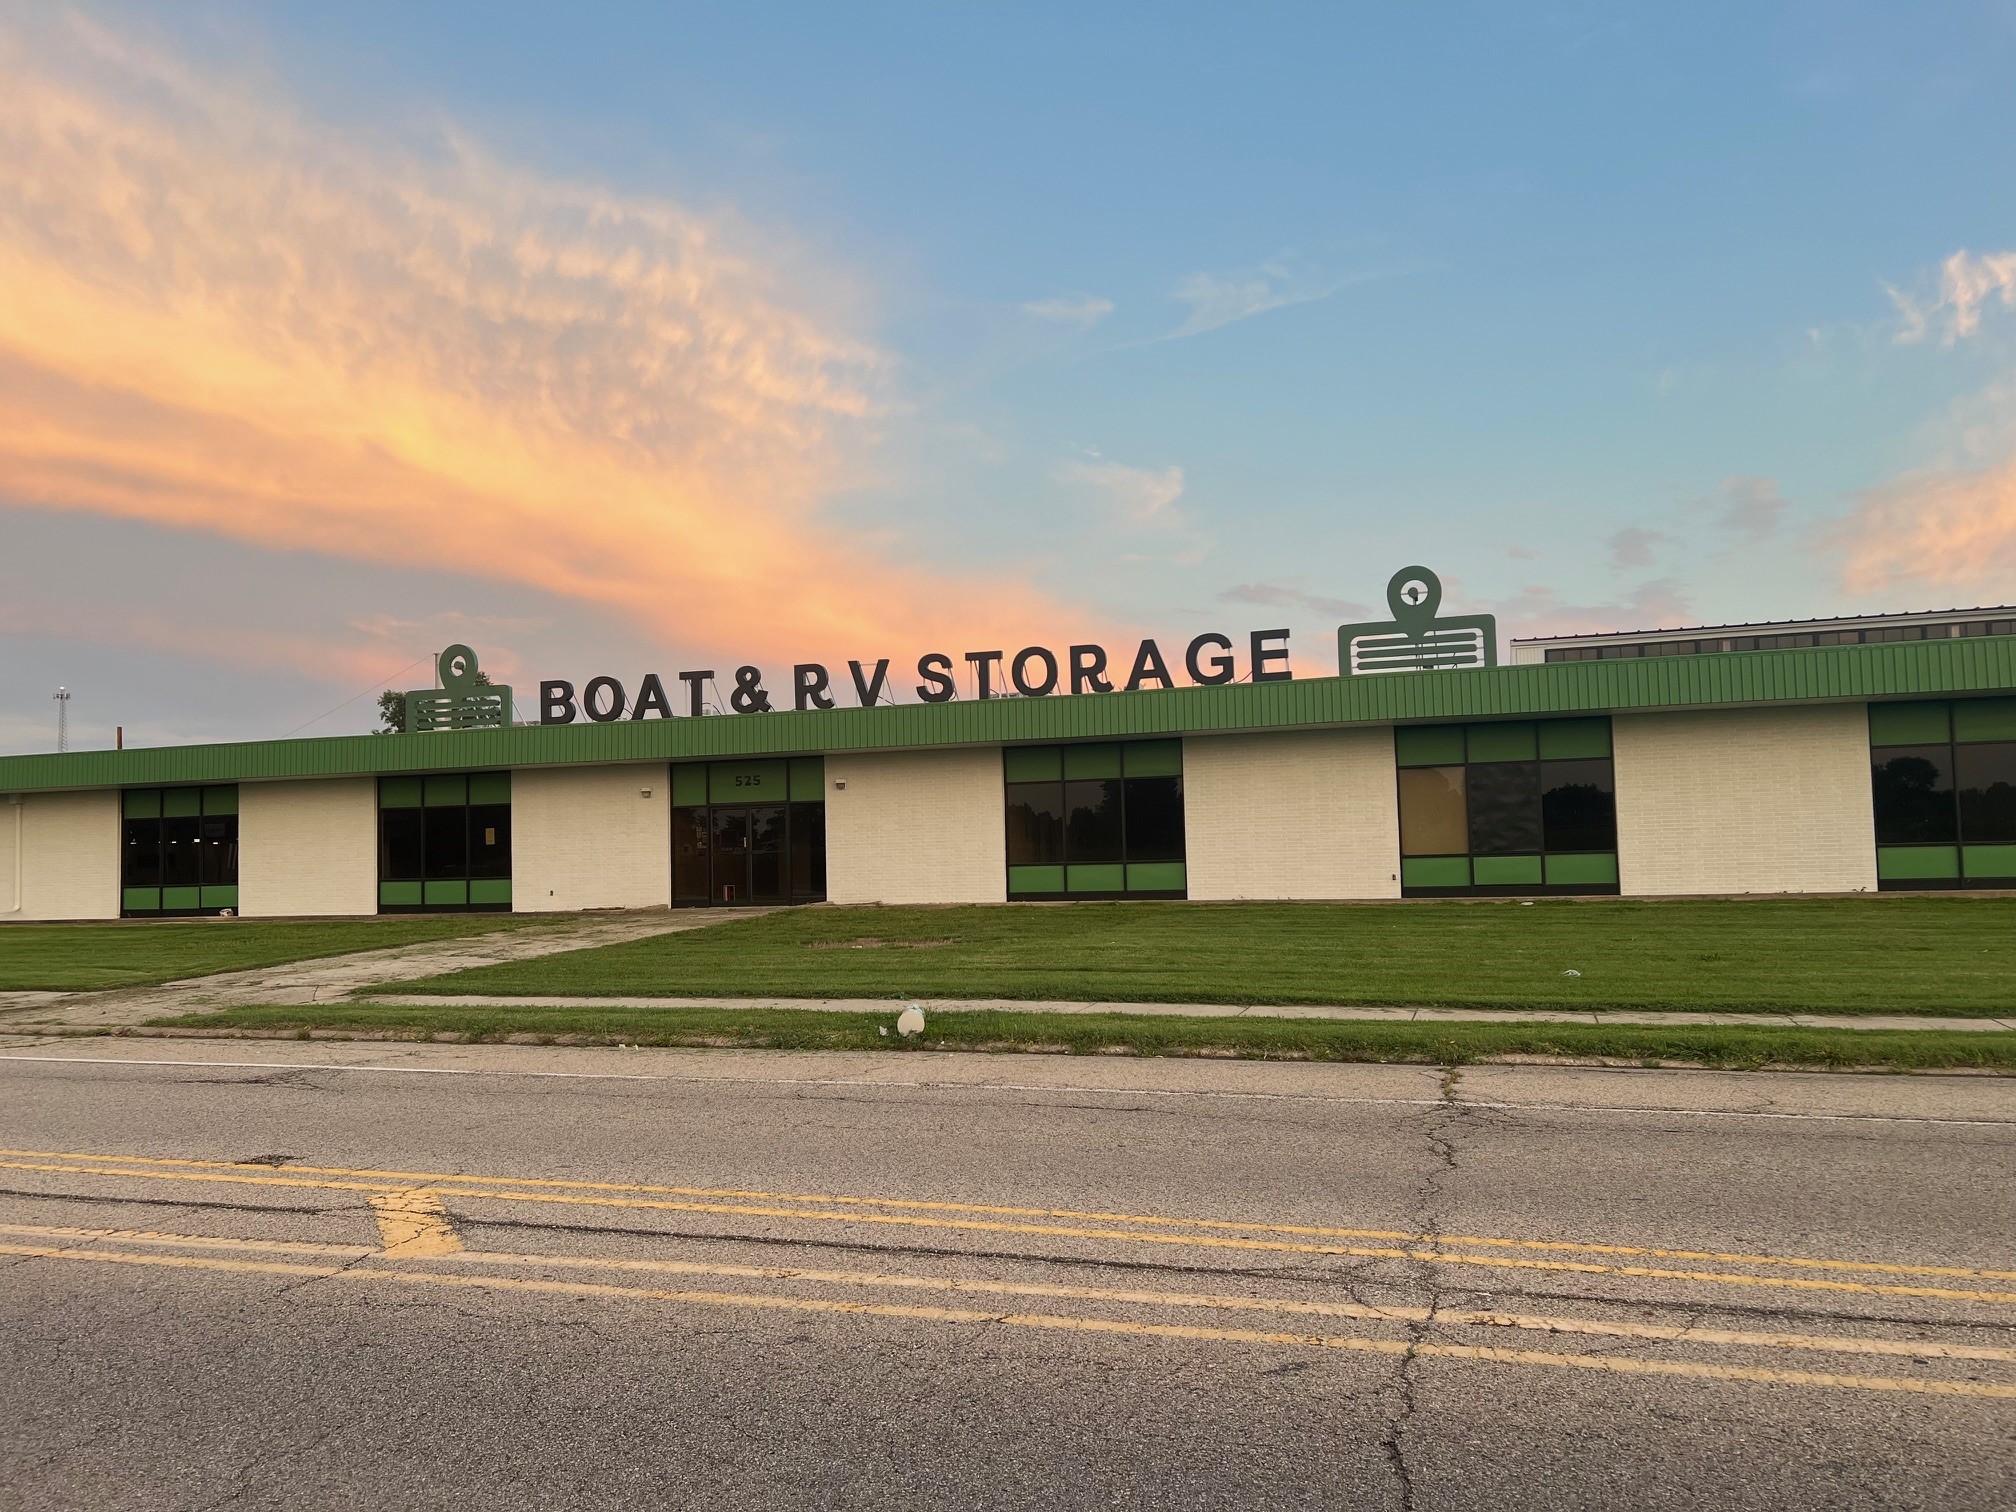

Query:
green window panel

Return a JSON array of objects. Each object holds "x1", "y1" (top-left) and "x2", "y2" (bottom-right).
[
  {"x1": 788, "y1": 756, "x2": 825, "y2": 801},
  {"x1": 708, "y1": 759, "x2": 788, "y2": 803},
  {"x1": 1472, "y1": 855, "x2": 1544, "y2": 887},
  {"x1": 1394, "y1": 725, "x2": 1464, "y2": 767},
  {"x1": 1008, "y1": 864, "x2": 1066, "y2": 894},
  {"x1": 468, "y1": 878, "x2": 513, "y2": 905},
  {"x1": 1876, "y1": 845, "x2": 1960, "y2": 880},
  {"x1": 424, "y1": 774, "x2": 469, "y2": 807},
  {"x1": 1066, "y1": 863, "x2": 1127, "y2": 893},
  {"x1": 123, "y1": 790, "x2": 161, "y2": 819},
  {"x1": 424, "y1": 880, "x2": 469, "y2": 906},
  {"x1": 1954, "y1": 698, "x2": 2016, "y2": 743},
  {"x1": 1122, "y1": 740, "x2": 1183, "y2": 777},
  {"x1": 1545, "y1": 852, "x2": 1619, "y2": 886},
  {"x1": 1125, "y1": 862, "x2": 1186, "y2": 892},
  {"x1": 122, "y1": 887, "x2": 161, "y2": 912},
  {"x1": 1003, "y1": 745, "x2": 1061, "y2": 782},
  {"x1": 200, "y1": 886, "x2": 239, "y2": 910},
  {"x1": 1466, "y1": 722, "x2": 1538, "y2": 763},
  {"x1": 379, "y1": 881, "x2": 424, "y2": 906},
  {"x1": 670, "y1": 764, "x2": 708, "y2": 807},
  {"x1": 1402, "y1": 856, "x2": 1470, "y2": 889},
  {"x1": 1870, "y1": 701, "x2": 1950, "y2": 747},
  {"x1": 161, "y1": 886, "x2": 202, "y2": 911},
  {"x1": 380, "y1": 776, "x2": 423, "y2": 809},
  {"x1": 162, "y1": 788, "x2": 202, "y2": 818},
  {"x1": 1062, "y1": 743, "x2": 1123, "y2": 779},
  {"x1": 201, "y1": 785, "x2": 238, "y2": 815},
  {"x1": 467, "y1": 771, "x2": 511, "y2": 806},
  {"x1": 1537, "y1": 718, "x2": 1611, "y2": 760},
  {"x1": 1962, "y1": 845, "x2": 2016, "y2": 880}
]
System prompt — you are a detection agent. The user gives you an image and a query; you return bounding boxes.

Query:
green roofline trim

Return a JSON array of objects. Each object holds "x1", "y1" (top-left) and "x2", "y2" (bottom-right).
[{"x1": 4, "y1": 637, "x2": 2014, "y2": 794}]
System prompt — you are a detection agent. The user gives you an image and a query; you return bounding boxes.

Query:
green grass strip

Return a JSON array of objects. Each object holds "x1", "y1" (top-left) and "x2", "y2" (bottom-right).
[
  {"x1": 145, "y1": 1003, "x2": 2016, "y2": 1072},
  {"x1": 371, "y1": 897, "x2": 2016, "y2": 1017}
]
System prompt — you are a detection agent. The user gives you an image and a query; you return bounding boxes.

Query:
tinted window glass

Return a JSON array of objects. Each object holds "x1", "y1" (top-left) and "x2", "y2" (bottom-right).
[
  {"x1": 123, "y1": 819, "x2": 162, "y2": 887},
  {"x1": 1005, "y1": 782, "x2": 1064, "y2": 865},
  {"x1": 1064, "y1": 778, "x2": 1124, "y2": 864},
  {"x1": 467, "y1": 804, "x2": 511, "y2": 879},
  {"x1": 162, "y1": 816, "x2": 201, "y2": 886},
  {"x1": 381, "y1": 808, "x2": 424, "y2": 880},
  {"x1": 423, "y1": 805, "x2": 469, "y2": 879},
  {"x1": 1398, "y1": 767, "x2": 1466, "y2": 856},
  {"x1": 1540, "y1": 760, "x2": 1616, "y2": 852},
  {"x1": 1872, "y1": 746, "x2": 1957, "y2": 844},
  {"x1": 1466, "y1": 763, "x2": 1543, "y2": 856},
  {"x1": 1123, "y1": 776, "x2": 1184, "y2": 862},
  {"x1": 789, "y1": 803, "x2": 827, "y2": 899},
  {"x1": 672, "y1": 807, "x2": 709, "y2": 901},
  {"x1": 198, "y1": 816, "x2": 238, "y2": 887},
  {"x1": 1957, "y1": 742, "x2": 2016, "y2": 844}
]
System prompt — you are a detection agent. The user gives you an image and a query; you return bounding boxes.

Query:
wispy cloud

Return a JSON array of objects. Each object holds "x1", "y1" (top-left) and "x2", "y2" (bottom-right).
[
  {"x1": 1163, "y1": 255, "x2": 1363, "y2": 341},
  {"x1": 1059, "y1": 456, "x2": 1187, "y2": 529},
  {"x1": 1021, "y1": 293, "x2": 1113, "y2": 327},
  {"x1": 1889, "y1": 250, "x2": 2016, "y2": 346},
  {"x1": 1491, "y1": 580, "x2": 1694, "y2": 641},
  {"x1": 1604, "y1": 526, "x2": 1667, "y2": 570},
  {"x1": 1710, "y1": 476, "x2": 1790, "y2": 540},
  {"x1": 1217, "y1": 583, "x2": 1369, "y2": 620},
  {"x1": 0, "y1": 13, "x2": 1089, "y2": 669}
]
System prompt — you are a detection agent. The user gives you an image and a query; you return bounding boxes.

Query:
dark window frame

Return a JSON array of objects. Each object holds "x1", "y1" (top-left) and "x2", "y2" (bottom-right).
[
  {"x1": 1871, "y1": 704, "x2": 2016, "y2": 890},
  {"x1": 121, "y1": 787, "x2": 238, "y2": 917},
  {"x1": 669, "y1": 759, "x2": 827, "y2": 908},
  {"x1": 377, "y1": 772, "x2": 512, "y2": 913},
  {"x1": 999, "y1": 744, "x2": 1187, "y2": 901}
]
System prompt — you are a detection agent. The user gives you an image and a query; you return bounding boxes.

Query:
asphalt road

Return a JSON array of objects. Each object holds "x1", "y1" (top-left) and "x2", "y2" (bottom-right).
[{"x1": 0, "y1": 1037, "x2": 2011, "y2": 1510}]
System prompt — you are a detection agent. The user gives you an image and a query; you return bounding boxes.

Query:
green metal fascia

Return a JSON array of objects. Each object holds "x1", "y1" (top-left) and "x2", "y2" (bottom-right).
[{"x1": 4, "y1": 636, "x2": 2013, "y2": 794}]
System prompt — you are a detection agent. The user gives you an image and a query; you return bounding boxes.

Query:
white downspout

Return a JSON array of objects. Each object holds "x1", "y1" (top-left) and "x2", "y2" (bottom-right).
[{"x1": 3, "y1": 794, "x2": 20, "y2": 915}]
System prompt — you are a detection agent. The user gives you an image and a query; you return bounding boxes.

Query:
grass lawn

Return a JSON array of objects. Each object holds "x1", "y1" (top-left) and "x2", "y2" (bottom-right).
[
  {"x1": 375, "y1": 896, "x2": 2016, "y2": 1017},
  {"x1": 147, "y1": 1002, "x2": 2016, "y2": 1072},
  {"x1": 0, "y1": 915, "x2": 536, "y2": 992}
]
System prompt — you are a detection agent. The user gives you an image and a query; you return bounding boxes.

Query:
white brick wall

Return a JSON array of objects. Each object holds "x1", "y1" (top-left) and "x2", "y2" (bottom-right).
[
  {"x1": 1614, "y1": 704, "x2": 1877, "y2": 896},
  {"x1": 239, "y1": 777, "x2": 379, "y2": 917},
  {"x1": 1184, "y1": 729, "x2": 1402, "y2": 900},
  {"x1": 513, "y1": 763, "x2": 670, "y2": 912},
  {"x1": 826, "y1": 748, "x2": 1006, "y2": 905},
  {"x1": 1, "y1": 790, "x2": 118, "y2": 920}
]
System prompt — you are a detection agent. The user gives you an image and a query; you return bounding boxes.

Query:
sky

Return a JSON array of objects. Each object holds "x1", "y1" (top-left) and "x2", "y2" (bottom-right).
[{"x1": 5, "y1": 1, "x2": 2016, "y2": 751}]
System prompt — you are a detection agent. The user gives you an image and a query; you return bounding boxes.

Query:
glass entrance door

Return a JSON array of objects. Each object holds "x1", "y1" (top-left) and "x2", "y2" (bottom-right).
[
  {"x1": 671, "y1": 760, "x2": 828, "y2": 908},
  {"x1": 709, "y1": 808, "x2": 750, "y2": 904}
]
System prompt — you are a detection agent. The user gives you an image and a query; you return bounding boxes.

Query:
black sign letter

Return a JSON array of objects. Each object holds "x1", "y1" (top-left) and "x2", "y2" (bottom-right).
[
  {"x1": 583, "y1": 676, "x2": 626, "y2": 722},
  {"x1": 1250, "y1": 628, "x2": 1293, "y2": 682},
  {"x1": 1185, "y1": 633, "x2": 1235, "y2": 686},
  {"x1": 1124, "y1": 640, "x2": 1172, "y2": 692},
  {"x1": 794, "y1": 664, "x2": 835, "y2": 711},
  {"x1": 1069, "y1": 644, "x2": 1113, "y2": 695},
  {"x1": 964, "y1": 650, "x2": 1004, "y2": 699},
  {"x1": 1011, "y1": 646, "x2": 1059, "y2": 697},
  {"x1": 678, "y1": 670, "x2": 714, "y2": 717},
  {"x1": 631, "y1": 673, "x2": 673, "y2": 720},
  {"x1": 848, "y1": 658, "x2": 891, "y2": 706},
  {"x1": 539, "y1": 680, "x2": 577, "y2": 725},
  {"x1": 916, "y1": 653, "x2": 956, "y2": 703}
]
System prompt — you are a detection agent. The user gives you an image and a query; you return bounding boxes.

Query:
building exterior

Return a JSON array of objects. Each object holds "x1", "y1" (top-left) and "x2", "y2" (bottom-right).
[{"x1": 3, "y1": 603, "x2": 2015, "y2": 921}]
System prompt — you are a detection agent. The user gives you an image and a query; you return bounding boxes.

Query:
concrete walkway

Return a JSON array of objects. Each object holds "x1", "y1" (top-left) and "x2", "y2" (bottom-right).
[
  {"x1": 355, "y1": 991, "x2": 2016, "y2": 1033},
  {"x1": 0, "y1": 910, "x2": 777, "y2": 1028}
]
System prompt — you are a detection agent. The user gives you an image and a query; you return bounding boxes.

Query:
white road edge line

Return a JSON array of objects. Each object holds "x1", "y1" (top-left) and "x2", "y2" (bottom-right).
[{"x1": 1, "y1": 1053, "x2": 2012, "y2": 1128}]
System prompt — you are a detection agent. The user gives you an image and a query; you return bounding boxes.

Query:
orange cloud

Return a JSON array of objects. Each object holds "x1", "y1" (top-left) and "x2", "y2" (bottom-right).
[
  {"x1": 0, "y1": 16, "x2": 1096, "y2": 672},
  {"x1": 1834, "y1": 459, "x2": 2016, "y2": 599}
]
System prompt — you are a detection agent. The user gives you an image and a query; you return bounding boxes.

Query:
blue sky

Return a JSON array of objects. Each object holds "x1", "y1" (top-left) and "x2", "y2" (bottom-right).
[{"x1": 5, "y1": 3, "x2": 2016, "y2": 748}]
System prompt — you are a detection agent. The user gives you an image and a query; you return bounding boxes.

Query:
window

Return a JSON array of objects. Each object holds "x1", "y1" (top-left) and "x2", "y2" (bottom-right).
[
  {"x1": 1870, "y1": 700, "x2": 2016, "y2": 888},
  {"x1": 379, "y1": 772, "x2": 512, "y2": 911},
  {"x1": 1003, "y1": 741, "x2": 1186, "y2": 898},
  {"x1": 670, "y1": 758, "x2": 826, "y2": 906},
  {"x1": 1394, "y1": 720, "x2": 1617, "y2": 895},
  {"x1": 123, "y1": 787, "x2": 237, "y2": 915}
]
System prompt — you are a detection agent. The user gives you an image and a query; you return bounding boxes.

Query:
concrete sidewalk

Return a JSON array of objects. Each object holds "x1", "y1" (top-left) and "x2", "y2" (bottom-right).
[{"x1": 358, "y1": 991, "x2": 2016, "y2": 1033}]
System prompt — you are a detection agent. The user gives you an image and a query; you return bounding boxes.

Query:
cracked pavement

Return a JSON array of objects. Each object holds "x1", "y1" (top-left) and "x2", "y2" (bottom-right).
[{"x1": 0, "y1": 1040, "x2": 2011, "y2": 1509}]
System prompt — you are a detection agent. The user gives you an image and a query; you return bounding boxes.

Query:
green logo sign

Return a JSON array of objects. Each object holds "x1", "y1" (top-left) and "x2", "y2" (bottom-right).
[
  {"x1": 1337, "y1": 567, "x2": 1497, "y2": 675},
  {"x1": 403, "y1": 645, "x2": 513, "y2": 732}
]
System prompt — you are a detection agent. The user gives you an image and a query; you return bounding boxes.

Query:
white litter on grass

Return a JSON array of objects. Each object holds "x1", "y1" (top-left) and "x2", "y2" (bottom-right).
[
  {"x1": 1561, "y1": 969, "x2": 1582, "y2": 978},
  {"x1": 896, "y1": 1006, "x2": 927, "y2": 1038}
]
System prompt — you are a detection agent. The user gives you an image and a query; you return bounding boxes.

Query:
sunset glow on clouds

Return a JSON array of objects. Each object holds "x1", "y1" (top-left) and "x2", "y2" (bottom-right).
[{"x1": 0, "y1": 15, "x2": 1085, "y2": 678}]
